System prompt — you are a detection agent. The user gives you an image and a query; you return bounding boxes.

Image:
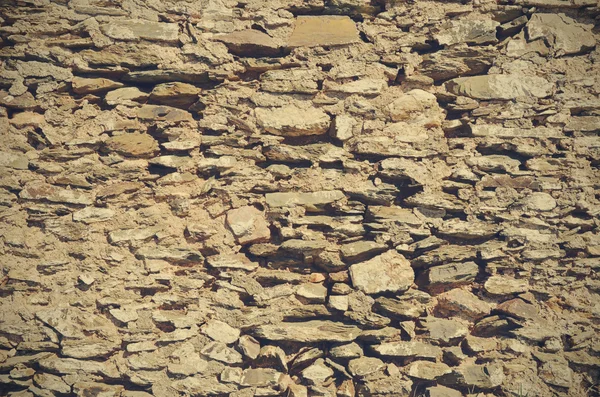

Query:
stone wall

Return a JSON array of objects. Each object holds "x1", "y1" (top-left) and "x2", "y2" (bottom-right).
[{"x1": 0, "y1": 0, "x2": 599, "y2": 396}]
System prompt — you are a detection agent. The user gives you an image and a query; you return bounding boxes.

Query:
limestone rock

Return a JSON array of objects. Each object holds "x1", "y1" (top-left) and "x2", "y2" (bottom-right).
[
  {"x1": 265, "y1": 190, "x2": 345, "y2": 211},
  {"x1": 436, "y1": 20, "x2": 499, "y2": 46},
  {"x1": 71, "y1": 77, "x2": 123, "y2": 94},
  {"x1": 527, "y1": 13, "x2": 596, "y2": 56},
  {"x1": 255, "y1": 105, "x2": 331, "y2": 136},
  {"x1": 217, "y1": 30, "x2": 280, "y2": 57},
  {"x1": 349, "y1": 250, "x2": 414, "y2": 295},
  {"x1": 446, "y1": 75, "x2": 553, "y2": 100},
  {"x1": 484, "y1": 275, "x2": 529, "y2": 296},
  {"x1": 251, "y1": 321, "x2": 361, "y2": 343},
  {"x1": 101, "y1": 20, "x2": 179, "y2": 43},
  {"x1": 226, "y1": 206, "x2": 271, "y2": 245},
  {"x1": 288, "y1": 16, "x2": 360, "y2": 48}
]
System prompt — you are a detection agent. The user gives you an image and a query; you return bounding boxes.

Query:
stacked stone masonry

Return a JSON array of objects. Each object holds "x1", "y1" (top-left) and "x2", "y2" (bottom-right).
[{"x1": 0, "y1": 0, "x2": 599, "y2": 396}]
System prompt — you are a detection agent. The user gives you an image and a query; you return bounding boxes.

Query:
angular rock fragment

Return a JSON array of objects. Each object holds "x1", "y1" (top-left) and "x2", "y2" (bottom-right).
[
  {"x1": 527, "y1": 13, "x2": 596, "y2": 56},
  {"x1": 226, "y1": 206, "x2": 271, "y2": 245},
  {"x1": 20, "y1": 183, "x2": 94, "y2": 205},
  {"x1": 436, "y1": 20, "x2": 499, "y2": 46},
  {"x1": 350, "y1": 250, "x2": 414, "y2": 295},
  {"x1": 266, "y1": 190, "x2": 345, "y2": 211},
  {"x1": 149, "y1": 82, "x2": 201, "y2": 108},
  {"x1": 484, "y1": 275, "x2": 529, "y2": 296},
  {"x1": 217, "y1": 30, "x2": 280, "y2": 57},
  {"x1": 206, "y1": 253, "x2": 259, "y2": 271},
  {"x1": 71, "y1": 77, "x2": 123, "y2": 94},
  {"x1": 372, "y1": 341, "x2": 442, "y2": 360}
]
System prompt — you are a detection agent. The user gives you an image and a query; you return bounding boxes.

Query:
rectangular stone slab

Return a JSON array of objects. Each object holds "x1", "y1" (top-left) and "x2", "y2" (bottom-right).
[
  {"x1": 250, "y1": 320, "x2": 361, "y2": 342},
  {"x1": 287, "y1": 16, "x2": 360, "y2": 48}
]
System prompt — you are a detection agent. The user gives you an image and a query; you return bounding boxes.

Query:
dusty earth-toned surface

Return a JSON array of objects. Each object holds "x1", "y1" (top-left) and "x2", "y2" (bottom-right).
[{"x1": 1, "y1": 0, "x2": 600, "y2": 396}]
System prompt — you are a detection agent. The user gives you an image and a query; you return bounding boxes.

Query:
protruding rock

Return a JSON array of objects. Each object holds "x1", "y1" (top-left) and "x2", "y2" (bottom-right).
[
  {"x1": 255, "y1": 105, "x2": 331, "y2": 136},
  {"x1": 71, "y1": 77, "x2": 123, "y2": 94},
  {"x1": 101, "y1": 20, "x2": 179, "y2": 43},
  {"x1": 288, "y1": 16, "x2": 360, "y2": 48},
  {"x1": 251, "y1": 320, "x2": 361, "y2": 343},
  {"x1": 217, "y1": 30, "x2": 280, "y2": 57},
  {"x1": 527, "y1": 13, "x2": 596, "y2": 56},
  {"x1": 349, "y1": 250, "x2": 414, "y2": 295},
  {"x1": 446, "y1": 75, "x2": 553, "y2": 100},
  {"x1": 105, "y1": 133, "x2": 159, "y2": 158},
  {"x1": 226, "y1": 206, "x2": 271, "y2": 245}
]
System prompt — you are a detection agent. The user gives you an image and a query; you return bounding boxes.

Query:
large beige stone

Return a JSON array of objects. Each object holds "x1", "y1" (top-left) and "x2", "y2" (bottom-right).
[
  {"x1": 527, "y1": 13, "x2": 596, "y2": 56},
  {"x1": 287, "y1": 16, "x2": 360, "y2": 48},
  {"x1": 104, "y1": 133, "x2": 159, "y2": 158},
  {"x1": 255, "y1": 105, "x2": 331, "y2": 136},
  {"x1": 226, "y1": 206, "x2": 271, "y2": 245},
  {"x1": 216, "y1": 29, "x2": 280, "y2": 57},
  {"x1": 445, "y1": 75, "x2": 553, "y2": 100},
  {"x1": 349, "y1": 250, "x2": 414, "y2": 295},
  {"x1": 101, "y1": 20, "x2": 179, "y2": 42},
  {"x1": 71, "y1": 77, "x2": 123, "y2": 94}
]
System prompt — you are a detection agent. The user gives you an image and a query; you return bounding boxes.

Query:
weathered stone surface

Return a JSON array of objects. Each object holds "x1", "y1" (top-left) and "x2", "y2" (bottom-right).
[
  {"x1": 436, "y1": 20, "x2": 499, "y2": 46},
  {"x1": 149, "y1": 82, "x2": 200, "y2": 108},
  {"x1": 265, "y1": 190, "x2": 345, "y2": 211},
  {"x1": 255, "y1": 105, "x2": 331, "y2": 136},
  {"x1": 0, "y1": 151, "x2": 28, "y2": 170},
  {"x1": 251, "y1": 321, "x2": 361, "y2": 342},
  {"x1": 104, "y1": 133, "x2": 159, "y2": 158},
  {"x1": 206, "y1": 253, "x2": 259, "y2": 271},
  {"x1": 484, "y1": 275, "x2": 529, "y2": 296},
  {"x1": 226, "y1": 206, "x2": 271, "y2": 245},
  {"x1": 527, "y1": 13, "x2": 595, "y2": 56},
  {"x1": 217, "y1": 30, "x2": 280, "y2": 57},
  {"x1": 350, "y1": 251, "x2": 414, "y2": 295},
  {"x1": 372, "y1": 341, "x2": 442, "y2": 360},
  {"x1": 202, "y1": 320, "x2": 240, "y2": 344},
  {"x1": 101, "y1": 20, "x2": 179, "y2": 42},
  {"x1": 288, "y1": 16, "x2": 360, "y2": 48},
  {"x1": 71, "y1": 77, "x2": 123, "y2": 94},
  {"x1": 406, "y1": 361, "x2": 452, "y2": 380},
  {"x1": 446, "y1": 75, "x2": 553, "y2": 100},
  {"x1": 20, "y1": 183, "x2": 94, "y2": 205}
]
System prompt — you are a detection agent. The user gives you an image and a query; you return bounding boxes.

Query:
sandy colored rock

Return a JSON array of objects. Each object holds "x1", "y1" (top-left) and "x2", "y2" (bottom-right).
[
  {"x1": 350, "y1": 250, "x2": 414, "y2": 295},
  {"x1": 226, "y1": 206, "x2": 271, "y2": 245},
  {"x1": 71, "y1": 77, "x2": 123, "y2": 94},
  {"x1": 104, "y1": 133, "x2": 159, "y2": 158},
  {"x1": 217, "y1": 29, "x2": 280, "y2": 57},
  {"x1": 255, "y1": 105, "x2": 331, "y2": 136},
  {"x1": 101, "y1": 20, "x2": 179, "y2": 42},
  {"x1": 446, "y1": 75, "x2": 553, "y2": 100},
  {"x1": 288, "y1": 16, "x2": 360, "y2": 48}
]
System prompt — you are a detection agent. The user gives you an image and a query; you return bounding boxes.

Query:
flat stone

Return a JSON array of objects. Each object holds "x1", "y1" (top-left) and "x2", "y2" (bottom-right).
[
  {"x1": 484, "y1": 275, "x2": 529, "y2": 296},
  {"x1": 206, "y1": 253, "x2": 259, "y2": 271},
  {"x1": 366, "y1": 206, "x2": 422, "y2": 227},
  {"x1": 466, "y1": 155, "x2": 521, "y2": 173},
  {"x1": 101, "y1": 20, "x2": 179, "y2": 43},
  {"x1": 519, "y1": 192, "x2": 557, "y2": 212},
  {"x1": 349, "y1": 250, "x2": 414, "y2": 295},
  {"x1": 171, "y1": 376, "x2": 236, "y2": 395},
  {"x1": 202, "y1": 320, "x2": 240, "y2": 344},
  {"x1": 135, "y1": 246, "x2": 203, "y2": 264},
  {"x1": 33, "y1": 373, "x2": 71, "y2": 394},
  {"x1": 20, "y1": 183, "x2": 93, "y2": 205},
  {"x1": 200, "y1": 341, "x2": 243, "y2": 364},
  {"x1": 445, "y1": 75, "x2": 553, "y2": 100},
  {"x1": 406, "y1": 361, "x2": 452, "y2": 381},
  {"x1": 136, "y1": 105, "x2": 193, "y2": 122},
  {"x1": 301, "y1": 358, "x2": 333, "y2": 385},
  {"x1": 73, "y1": 382, "x2": 123, "y2": 397},
  {"x1": 266, "y1": 190, "x2": 345, "y2": 211},
  {"x1": 149, "y1": 155, "x2": 195, "y2": 169},
  {"x1": 348, "y1": 356, "x2": 385, "y2": 378},
  {"x1": 420, "y1": 317, "x2": 469, "y2": 345},
  {"x1": 0, "y1": 151, "x2": 28, "y2": 170},
  {"x1": 329, "y1": 342, "x2": 363, "y2": 359},
  {"x1": 425, "y1": 385, "x2": 462, "y2": 397},
  {"x1": 226, "y1": 206, "x2": 271, "y2": 245},
  {"x1": 255, "y1": 105, "x2": 330, "y2": 136},
  {"x1": 108, "y1": 227, "x2": 157, "y2": 244},
  {"x1": 240, "y1": 368, "x2": 283, "y2": 387},
  {"x1": 527, "y1": 13, "x2": 595, "y2": 56},
  {"x1": 0, "y1": 90, "x2": 37, "y2": 110},
  {"x1": 449, "y1": 362, "x2": 504, "y2": 389},
  {"x1": 288, "y1": 16, "x2": 360, "y2": 48},
  {"x1": 340, "y1": 240, "x2": 387, "y2": 262},
  {"x1": 296, "y1": 283, "x2": 328, "y2": 303},
  {"x1": 72, "y1": 207, "x2": 115, "y2": 223},
  {"x1": 436, "y1": 289, "x2": 491, "y2": 321},
  {"x1": 496, "y1": 298, "x2": 538, "y2": 320},
  {"x1": 371, "y1": 341, "x2": 442, "y2": 360},
  {"x1": 71, "y1": 77, "x2": 123, "y2": 94},
  {"x1": 436, "y1": 20, "x2": 499, "y2": 46},
  {"x1": 251, "y1": 320, "x2": 361, "y2": 343},
  {"x1": 217, "y1": 29, "x2": 280, "y2": 57},
  {"x1": 438, "y1": 219, "x2": 498, "y2": 240},
  {"x1": 470, "y1": 124, "x2": 563, "y2": 139},
  {"x1": 105, "y1": 133, "x2": 160, "y2": 158},
  {"x1": 424, "y1": 262, "x2": 479, "y2": 291},
  {"x1": 374, "y1": 290, "x2": 432, "y2": 319},
  {"x1": 328, "y1": 295, "x2": 349, "y2": 311},
  {"x1": 149, "y1": 82, "x2": 201, "y2": 108},
  {"x1": 105, "y1": 87, "x2": 149, "y2": 106}
]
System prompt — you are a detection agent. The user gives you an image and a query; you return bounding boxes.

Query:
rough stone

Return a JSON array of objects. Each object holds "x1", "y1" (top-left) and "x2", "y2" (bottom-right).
[
  {"x1": 255, "y1": 105, "x2": 331, "y2": 136},
  {"x1": 288, "y1": 16, "x2": 360, "y2": 48},
  {"x1": 349, "y1": 251, "x2": 414, "y2": 295}
]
